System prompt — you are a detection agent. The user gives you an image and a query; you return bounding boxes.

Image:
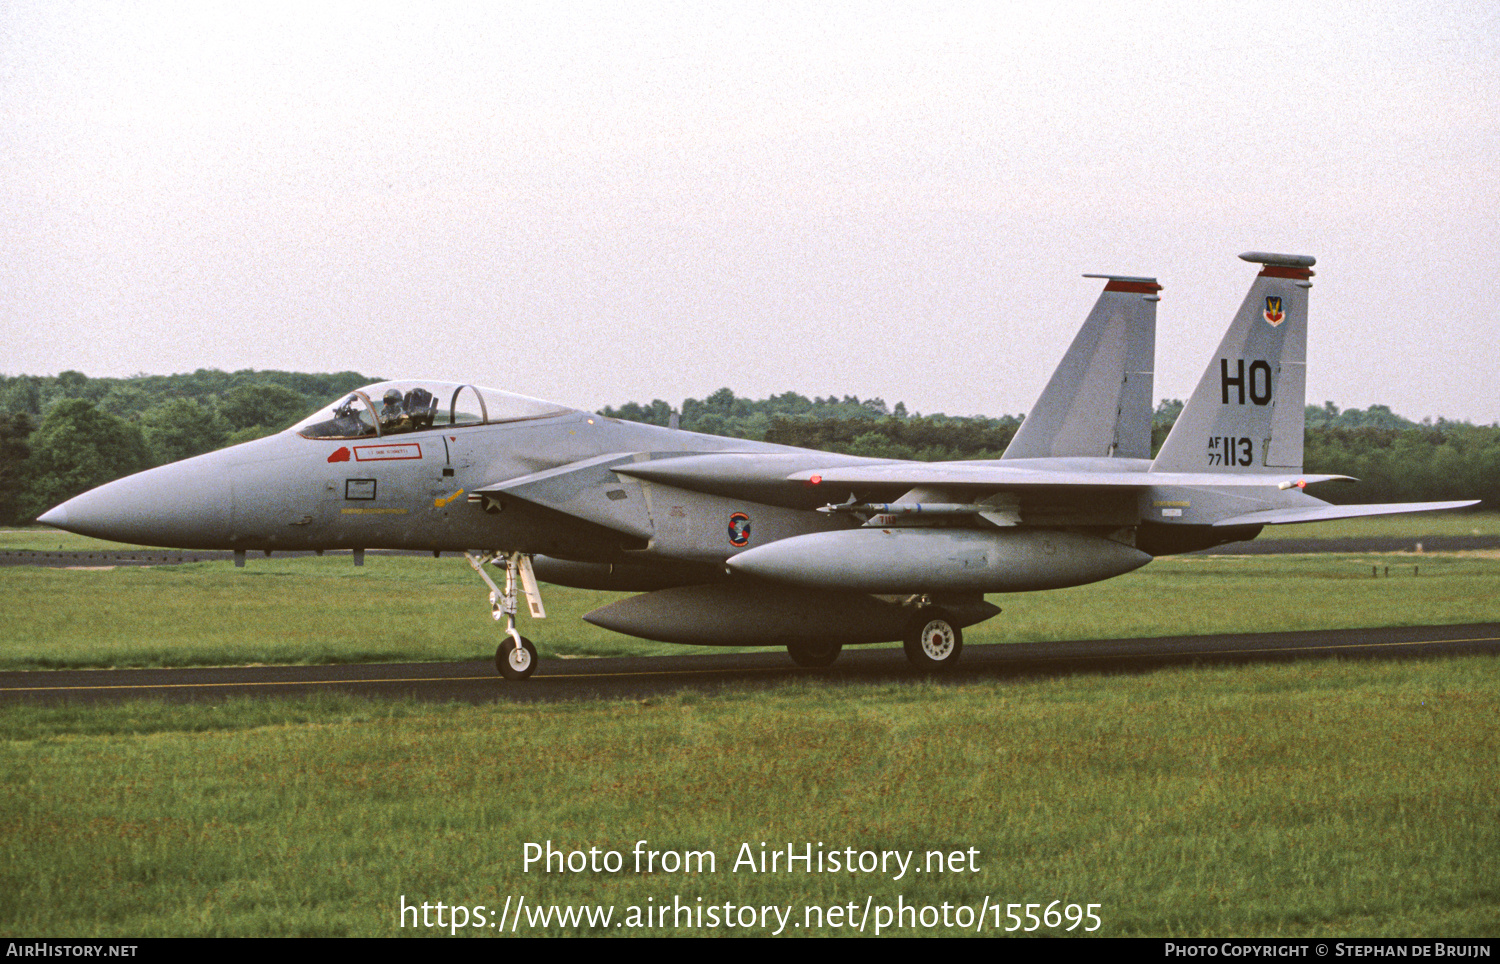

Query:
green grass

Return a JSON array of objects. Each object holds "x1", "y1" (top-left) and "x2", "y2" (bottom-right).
[
  {"x1": 0, "y1": 528, "x2": 153, "y2": 551},
  {"x1": 2, "y1": 551, "x2": 1497, "y2": 670},
  {"x1": 1, "y1": 554, "x2": 647, "y2": 669},
  {"x1": 1, "y1": 658, "x2": 1495, "y2": 936},
  {"x1": 3, "y1": 520, "x2": 1497, "y2": 937}
]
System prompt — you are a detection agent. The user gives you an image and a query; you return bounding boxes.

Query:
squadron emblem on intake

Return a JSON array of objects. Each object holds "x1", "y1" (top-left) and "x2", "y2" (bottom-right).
[{"x1": 727, "y1": 511, "x2": 752, "y2": 547}]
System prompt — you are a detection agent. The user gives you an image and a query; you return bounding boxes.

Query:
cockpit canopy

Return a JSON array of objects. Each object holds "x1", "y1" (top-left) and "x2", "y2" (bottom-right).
[{"x1": 293, "y1": 381, "x2": 570, "y2": 440}]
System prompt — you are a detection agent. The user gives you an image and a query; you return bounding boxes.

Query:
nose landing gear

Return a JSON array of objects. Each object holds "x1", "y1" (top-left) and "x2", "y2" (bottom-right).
[{"x1": 465, "y1": 551, "x2": 546, "y2": 680}]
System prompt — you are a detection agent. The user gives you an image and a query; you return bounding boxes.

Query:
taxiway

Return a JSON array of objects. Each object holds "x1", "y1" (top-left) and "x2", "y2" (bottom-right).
[{"x1": 2, "y1": 623, "x2": 1495, "y2": 705}]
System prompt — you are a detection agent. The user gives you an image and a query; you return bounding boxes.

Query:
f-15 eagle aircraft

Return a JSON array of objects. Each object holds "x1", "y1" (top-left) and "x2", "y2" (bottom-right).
[{"x1": 39, "y1": 253, "x2": 1475, "y2": 679}]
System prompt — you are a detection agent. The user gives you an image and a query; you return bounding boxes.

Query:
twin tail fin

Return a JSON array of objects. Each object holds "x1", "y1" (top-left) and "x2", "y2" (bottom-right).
[
  {"x1": 1152, "y1": 253, "x2": 1314, "y2": 475},
  {"x1": 1002, "y1": 274, "x2": 1160, "y2": 460}
]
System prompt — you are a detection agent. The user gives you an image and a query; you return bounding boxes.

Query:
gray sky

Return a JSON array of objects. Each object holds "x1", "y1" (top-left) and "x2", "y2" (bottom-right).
[{"x1": 4, "y1": 0, "x2": 1497, "y2": 422}]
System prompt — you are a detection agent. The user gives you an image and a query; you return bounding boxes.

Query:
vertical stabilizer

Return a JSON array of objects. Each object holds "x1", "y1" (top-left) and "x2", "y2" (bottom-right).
[
  {"x1": 1002, "y1": 275, "x2": 1160, "y2": 460},
  {"x1": 1152, "y1": 253, "x2": 1314, "y2": 474}
]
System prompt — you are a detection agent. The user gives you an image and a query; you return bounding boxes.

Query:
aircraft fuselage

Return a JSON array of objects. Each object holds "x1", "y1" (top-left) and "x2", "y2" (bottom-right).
[
  {"x1": 38, "y1": 253, "x2": 1478, "y2": 676},
  {"x1": 39, "y1": 400, "x2": 854, "y2": 566}
]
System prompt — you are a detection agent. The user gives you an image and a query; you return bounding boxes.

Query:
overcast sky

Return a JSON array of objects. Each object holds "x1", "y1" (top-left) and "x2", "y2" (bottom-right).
[{"x1": 3, "y1": 1, "x2": 1497, "y2": 423}]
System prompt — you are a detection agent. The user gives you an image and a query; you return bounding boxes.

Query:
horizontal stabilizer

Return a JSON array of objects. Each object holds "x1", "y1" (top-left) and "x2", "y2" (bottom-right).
[{"x1": 1212, "y1": 500, "x2": 1479, "y2": 527}]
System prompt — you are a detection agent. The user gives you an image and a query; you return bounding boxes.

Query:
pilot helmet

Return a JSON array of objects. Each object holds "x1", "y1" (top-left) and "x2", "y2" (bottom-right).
[{"x1": 382, "y1": 389, "x2": 402, "y2": 405}]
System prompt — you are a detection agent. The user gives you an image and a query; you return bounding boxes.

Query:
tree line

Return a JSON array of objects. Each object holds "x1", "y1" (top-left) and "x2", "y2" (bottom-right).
[
  {"x1": 0, "y1": 370, "x2": 373, "y2": 524},
  {"x1": 1, "y1": 372, "x2": 1492, "y2": 524}
]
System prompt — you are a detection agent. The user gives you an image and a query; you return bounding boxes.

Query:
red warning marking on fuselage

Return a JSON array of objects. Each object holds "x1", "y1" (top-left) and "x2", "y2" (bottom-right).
[
  {"x1": 328, "y1": 447, "x2": 351, "y2": 463},
  {"x1": 354, "y1": 443, "x2": 423, "y2": 462}
]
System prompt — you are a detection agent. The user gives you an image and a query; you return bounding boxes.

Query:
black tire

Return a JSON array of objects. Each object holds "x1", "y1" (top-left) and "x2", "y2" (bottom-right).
[
  {"x1": 787, "y1": 640, "x2": 843, "y2": 667},
  {"x1": 903, "y1": 611, "x2": 962, "y2": 670},
  {"x1": 496, "y1": 635, "x2": 538, "y2": 680}
]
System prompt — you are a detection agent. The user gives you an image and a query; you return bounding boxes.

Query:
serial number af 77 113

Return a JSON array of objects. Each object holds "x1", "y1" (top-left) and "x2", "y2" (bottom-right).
[{"x1": 1207, "y1": 435, "x2": 1254, "y2": 467}]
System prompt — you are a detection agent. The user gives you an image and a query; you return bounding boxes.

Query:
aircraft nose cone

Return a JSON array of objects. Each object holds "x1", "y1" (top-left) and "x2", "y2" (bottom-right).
[{"x1": 39, "y1": 455, "x2": 234, "y2": 548}]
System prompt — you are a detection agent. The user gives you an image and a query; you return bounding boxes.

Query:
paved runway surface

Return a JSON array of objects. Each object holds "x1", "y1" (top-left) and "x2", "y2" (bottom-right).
[{"x1": 3, "y1": 623, "x2": 1496, "y2": 706}]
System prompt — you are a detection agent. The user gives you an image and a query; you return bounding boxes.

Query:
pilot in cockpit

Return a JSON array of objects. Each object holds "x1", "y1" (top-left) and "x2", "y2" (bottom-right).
[{"x1": 379, "y1": 389, "x2": 408, "y2": 432}]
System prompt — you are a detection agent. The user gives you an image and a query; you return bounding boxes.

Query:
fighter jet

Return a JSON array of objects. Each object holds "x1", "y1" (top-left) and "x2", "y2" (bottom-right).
[{"x1": 38, "y1": 253, "x2": 1476, "y2": 679}]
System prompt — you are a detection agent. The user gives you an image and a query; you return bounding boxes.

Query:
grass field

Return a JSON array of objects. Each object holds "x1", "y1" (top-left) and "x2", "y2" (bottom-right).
[
  {"x1": 1, "y1": 659, "x2": 1495, "y2": 937},
  {"x1": 2, "y1": 516, "x2": 1497, "y2": 937},
  {"x1": 2, "y1": 545, "x2": 1498, "y2": 670}
]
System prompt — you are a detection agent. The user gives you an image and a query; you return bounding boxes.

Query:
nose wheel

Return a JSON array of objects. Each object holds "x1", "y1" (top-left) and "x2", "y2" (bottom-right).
[
  {"x1": 466, "y1": 551, "x2": 547, "y2": 680},
  {"x1": 496, "y1": 634, "x2": 538, "y2": 680}
]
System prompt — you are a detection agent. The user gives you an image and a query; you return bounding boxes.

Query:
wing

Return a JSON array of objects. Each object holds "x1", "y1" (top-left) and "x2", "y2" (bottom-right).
[{"x1": 614, "y1": 452, "x2": 1352, "y2": 506}]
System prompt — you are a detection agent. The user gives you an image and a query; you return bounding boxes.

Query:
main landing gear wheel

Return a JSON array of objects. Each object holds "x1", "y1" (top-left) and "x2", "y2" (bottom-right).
[
  {"x1": 903, "y1": 610, "x2": 962, "y2": 671},
  {"x1": 787, "y1": 640, "x2": 843, "y2": 668},
  {"x1": 496, "y1": 636, "x2": 538, "y2": 680}
]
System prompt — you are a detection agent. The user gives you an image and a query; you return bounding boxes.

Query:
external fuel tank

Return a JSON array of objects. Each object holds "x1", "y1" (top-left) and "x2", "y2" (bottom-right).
[{"x1": 726, "y1": 528, "x2": 1150, "y2": 594}]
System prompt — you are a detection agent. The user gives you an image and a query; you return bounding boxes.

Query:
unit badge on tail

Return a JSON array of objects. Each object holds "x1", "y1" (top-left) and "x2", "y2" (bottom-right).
[{"x1": 1263, "y1": 296, "x2": 1285, "y2": 326}]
